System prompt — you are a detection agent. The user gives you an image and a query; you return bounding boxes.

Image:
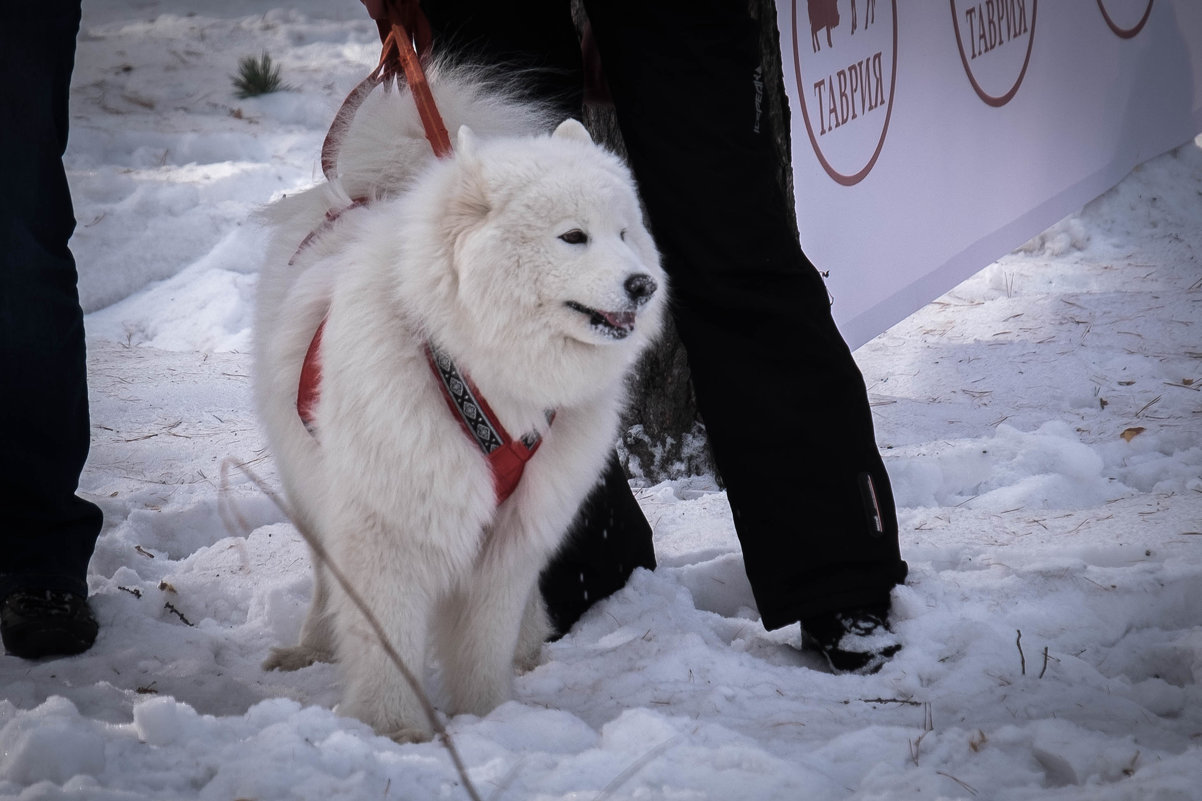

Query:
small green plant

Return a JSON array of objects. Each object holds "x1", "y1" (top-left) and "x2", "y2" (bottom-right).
[{"x1": 232, "y1": 52, "x2": 286, "y2": 98}]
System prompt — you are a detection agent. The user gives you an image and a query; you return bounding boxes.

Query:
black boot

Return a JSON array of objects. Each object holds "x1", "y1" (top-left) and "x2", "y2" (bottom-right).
[
  {"x1": 801, "y1": 603, "x2": 900, "y2": 674},
  {"x1": 1, "y1": 588, "x2": 98, "y2": 659}
]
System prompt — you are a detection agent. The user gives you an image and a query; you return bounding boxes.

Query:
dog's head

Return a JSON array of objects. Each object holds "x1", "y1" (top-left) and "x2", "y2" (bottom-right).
[{"x1": 410, "y1": 119, "x2": 667, "y2": 404}]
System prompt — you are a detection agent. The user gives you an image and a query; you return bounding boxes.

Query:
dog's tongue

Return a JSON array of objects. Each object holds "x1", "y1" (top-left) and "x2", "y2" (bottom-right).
[{"x1": 599, "y1": 310, "x2": 636, "y2": 331}]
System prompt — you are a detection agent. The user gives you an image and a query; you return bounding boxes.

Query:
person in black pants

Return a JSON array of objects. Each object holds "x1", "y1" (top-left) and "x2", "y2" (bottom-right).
[
  {"x1": 366, "y1": 0, "x2": 909, "y2": 672},
  {"x1": 0, "y1": 2, "x2": 101, "y2": 659}
]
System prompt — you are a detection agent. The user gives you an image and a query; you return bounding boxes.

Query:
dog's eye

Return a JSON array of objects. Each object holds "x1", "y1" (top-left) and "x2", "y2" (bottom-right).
[
  {"x1": 619, "y1": 229, "x2": 627, "y2": 241},
  {"x1": 558, "y1": 229, "x2": 589, "y2": 245}
]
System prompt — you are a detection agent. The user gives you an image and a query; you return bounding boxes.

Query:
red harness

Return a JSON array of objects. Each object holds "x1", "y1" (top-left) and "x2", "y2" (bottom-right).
[
  {"x1": 296, "y1": 317, "x2": 545, "y2": 505},
  {"x1": 293, "y1": 19, "x2": 548, "y2": 506}
]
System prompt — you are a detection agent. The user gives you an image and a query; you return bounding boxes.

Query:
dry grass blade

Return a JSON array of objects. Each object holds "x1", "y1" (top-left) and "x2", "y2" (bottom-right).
[
  {"x1": 1135, "y1": 395, "x2": 1163, "y2": 418},
  {"x1": 220, "y1": 457, "x2": 484, "y2": 801},
  {"x1": 937, "y1": 771, "x2": 978, "y2": 795}
]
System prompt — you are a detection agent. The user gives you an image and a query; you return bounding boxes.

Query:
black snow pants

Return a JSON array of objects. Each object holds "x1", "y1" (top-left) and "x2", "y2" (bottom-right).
[
  {"x1": 420, "y1": 0, "x2": 908, "y2": 634},
  {"x1": 0, "y1": 2, "x2": 101, "y2": 600}
]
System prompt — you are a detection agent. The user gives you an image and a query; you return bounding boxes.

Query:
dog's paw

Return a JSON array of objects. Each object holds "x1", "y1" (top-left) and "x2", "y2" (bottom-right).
[
  {"x1": 336, "y1": 702, "x2": 432, "y2": 743},
  {"x1": 513, "y1": 595, "x2": 550, "y2": 672},
  {"x1": 384, "y1": 725, "x2": 433, "y2": 744},
  {"x1": 262, "y1": 645, "x2": 333, "y2": 671},
  {"x1": 513, "y1": 644, "x2": 544, "y2": 674}
]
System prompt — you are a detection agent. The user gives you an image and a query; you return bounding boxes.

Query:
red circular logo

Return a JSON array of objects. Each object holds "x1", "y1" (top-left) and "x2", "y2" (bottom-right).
[
  {"x1": 791, "y1": 0, "x2": 898, "y2": 186},
  {"x1": 1097, "y1": 0, "x2": 1154, "y2": 38},
  {"x1": 950, "y1": 0, "x2": 1038, "y2": 107}
]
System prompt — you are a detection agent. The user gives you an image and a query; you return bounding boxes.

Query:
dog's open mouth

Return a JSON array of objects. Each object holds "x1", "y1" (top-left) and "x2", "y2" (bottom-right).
[{"x1": 566, "y1": 301, "x2": 636, "y2": 340}]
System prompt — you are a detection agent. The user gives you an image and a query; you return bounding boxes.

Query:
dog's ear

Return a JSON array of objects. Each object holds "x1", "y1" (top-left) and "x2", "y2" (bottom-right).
[
  {"x1": 552, "y1": 118, "x2": 593, "y2": 144},
  {"x1": 456, "y1": 125, "x2": 480, "y2": 160},
  {"x1": 446, "y1": 125, "x2": 490, "y2": 227}
]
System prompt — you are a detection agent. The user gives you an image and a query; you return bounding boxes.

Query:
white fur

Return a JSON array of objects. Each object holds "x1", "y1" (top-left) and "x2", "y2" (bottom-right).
[{"x1": 254, "y1": 66, "x2": 665, "y2": 741}]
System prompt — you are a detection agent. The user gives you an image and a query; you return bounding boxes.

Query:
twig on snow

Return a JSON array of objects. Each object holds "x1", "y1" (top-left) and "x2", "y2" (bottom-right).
[
  {"x1": 1039, "y1": 647, "x2": 1058, "y2": 679},
  {"x1": 859, "y1": 697, "x2": 922, "y2": 707},
  {"x1": 164, "y1": 601, "x2": 194, "y2": 627}
]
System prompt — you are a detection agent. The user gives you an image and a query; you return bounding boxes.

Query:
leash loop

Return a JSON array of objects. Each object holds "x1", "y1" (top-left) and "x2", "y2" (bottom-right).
[{"x1": 321, "y1": 20, "x2": 452, "y2": 182}]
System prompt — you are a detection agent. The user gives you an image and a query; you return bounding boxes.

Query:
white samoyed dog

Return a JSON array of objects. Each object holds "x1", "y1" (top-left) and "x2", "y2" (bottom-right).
[{"x1": 254, "y1": 66, "x2": 665, "y2": 741}]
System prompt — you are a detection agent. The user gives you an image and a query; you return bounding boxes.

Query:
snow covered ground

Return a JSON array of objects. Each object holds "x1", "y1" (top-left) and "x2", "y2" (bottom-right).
[{"x1": 2, "y1": 3, "x2": 1200, "y2": 799}]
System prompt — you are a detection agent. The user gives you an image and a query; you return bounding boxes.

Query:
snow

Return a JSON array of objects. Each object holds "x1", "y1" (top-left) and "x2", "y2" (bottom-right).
[{"x1": 3, "y1": 2, "x2": 1200, "y2": 799}]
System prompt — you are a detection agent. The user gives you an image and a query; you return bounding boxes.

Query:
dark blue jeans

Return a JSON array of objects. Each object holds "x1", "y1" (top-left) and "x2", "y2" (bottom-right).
[{"x1": 0, "y1": 2, "x2": 100, "y2": 600}]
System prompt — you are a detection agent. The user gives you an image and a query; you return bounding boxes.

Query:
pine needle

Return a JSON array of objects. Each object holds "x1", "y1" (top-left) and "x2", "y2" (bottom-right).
[{"x1": 232, "y1": 52, "x2": 287, "y2": 98}]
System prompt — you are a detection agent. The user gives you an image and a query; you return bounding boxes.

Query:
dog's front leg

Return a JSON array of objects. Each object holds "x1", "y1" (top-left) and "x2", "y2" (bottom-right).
[
  {"x1": 329, "y1": 529, "x2": 445, "y2": 743},
  {"x1": 441, "y1": 402, "x2": 624, "y2": 717},
  {"x1": 437, "y1": 544, "x2": 547, "y2": 718}
]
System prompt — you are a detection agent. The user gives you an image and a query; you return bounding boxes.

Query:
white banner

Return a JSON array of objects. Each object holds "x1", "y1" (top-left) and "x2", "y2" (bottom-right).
[{"x1": 779, "y1": 0, "x2": 1202, "y2": 349}]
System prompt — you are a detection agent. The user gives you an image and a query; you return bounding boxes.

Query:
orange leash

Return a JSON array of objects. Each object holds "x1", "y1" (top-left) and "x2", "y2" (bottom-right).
[{"x1": 389, "y1": 22, "x2": 452, "y2": 158}]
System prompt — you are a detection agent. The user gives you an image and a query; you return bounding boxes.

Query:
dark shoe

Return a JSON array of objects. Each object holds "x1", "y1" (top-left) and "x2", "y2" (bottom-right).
[
  {"x1": 801, "y1": 603, "x2": 900, "y2": 674},
  {"x1": 1, "y1": 588, "x2": 98, "y2": 659}
]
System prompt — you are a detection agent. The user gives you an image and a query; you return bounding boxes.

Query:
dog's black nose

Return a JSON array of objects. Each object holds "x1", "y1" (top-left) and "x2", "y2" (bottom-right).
[{"x1": 624, "y1": 274, "x2": 658, "y2": 305}]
